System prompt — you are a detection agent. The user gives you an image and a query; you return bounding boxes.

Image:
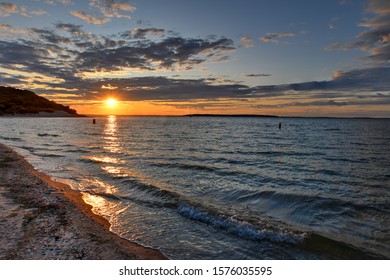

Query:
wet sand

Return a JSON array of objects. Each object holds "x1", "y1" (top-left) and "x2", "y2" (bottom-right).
[{"x1": 0, "y1": 144, "x2": 167, "y2": 260}]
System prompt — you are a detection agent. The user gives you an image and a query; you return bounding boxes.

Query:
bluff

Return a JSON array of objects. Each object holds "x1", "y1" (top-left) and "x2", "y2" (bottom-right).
[{"x1": 0, "y1": 86, "x2": 79, "y2": 116}]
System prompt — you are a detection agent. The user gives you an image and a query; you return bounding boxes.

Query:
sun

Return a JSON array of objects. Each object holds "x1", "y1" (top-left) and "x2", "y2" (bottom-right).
[{"x1": 105, "y1": 98, "x2": 117, "y2": 107}]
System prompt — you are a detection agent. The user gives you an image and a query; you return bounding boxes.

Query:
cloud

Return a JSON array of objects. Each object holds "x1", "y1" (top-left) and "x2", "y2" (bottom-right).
[
  {"x1": 90, "y1": 0, "x2": 136, "y2": 20},
  {"x1": 76, "y1": 36, "x2": 235, "y2": 72},
  {"x1": 1, "y1": 33, "x2": 389, "y2": 110},
  {"x1": 70, "y1": 10, "x2": 109, "y2": 24},
  {"x1": 101, "y1": 84, "x2": 118, "y2": 90},
  {"x1": 0, "y1": 24, "x2": 236, "y2": 94},
  {"x1": 121, "y1": 28, "x2": 166, "y2": 39},
  {"x1": 30, "y1": 10, "x2": 48, "y2": 16},
  {"x1": 67, "y1": 66, "x2": 390, "y2": 104},
  {"x1": 244, "y1": 73, "x2": 271, "y2": 77},
  {"x1": 69, "y1": 0, "x2": 136, "y2": 24},
  {"x1": 325, "y1": 41, "x2": 372, "y2": 51},
  {"x1": 0, "y1": 23, "x2": 11, "y2": 30},
  {"x1": 250, "y1": 99, "x2": 389, "y2": 109},
  {"x1": 0, "y1": 23, "x2": 26, "y2": 36},
  {"x1": 326, "y1": 0, "x2": 390, "y2": 65},
  {"x1": 0, "y1": 2, "x2": 17, "y2": 14},
  {"x1": 328, "y1": 17, "x2": 339, "y2": 30},
  {"x1": 0, "y1": 2, "x2": 47, "y2": 17},
  {"x1": 33, "y1": 0, "x2": 72, "y2": 4},
  {"x1": 260, "y1": 32, "x2": 296, "y2": 44},
  {"x1": 1, "y1": 28, "x2": 388, "y2": 108},
  {"x1": 240, "y1": 37, "x2": 254, "y2": 48},
  {"x1": 55, "y1": 23, "x2": 83, "y2": 34},
  {"x1": 29, "y1": 28, "x2": 72, "y2": 44},
  {"x1": 76, "y1": 76, "x2": 260, "y2": 103}
]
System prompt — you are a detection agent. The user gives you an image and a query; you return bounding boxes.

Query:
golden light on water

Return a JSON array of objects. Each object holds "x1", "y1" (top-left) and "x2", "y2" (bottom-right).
[{"x1": 103, "y1": 115, "x2": 121, "y2": 153}]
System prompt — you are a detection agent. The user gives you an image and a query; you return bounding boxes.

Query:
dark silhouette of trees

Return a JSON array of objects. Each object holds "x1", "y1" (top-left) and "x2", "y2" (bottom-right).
[{"x1": 0, "y1": 86, "x2": 78, "y2": 115}]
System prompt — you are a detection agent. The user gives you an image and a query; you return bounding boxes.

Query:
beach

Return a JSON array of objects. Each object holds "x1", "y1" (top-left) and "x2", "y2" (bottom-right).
[{"x1": 0, "y1": 143, "x2": 166, "y2": 260}]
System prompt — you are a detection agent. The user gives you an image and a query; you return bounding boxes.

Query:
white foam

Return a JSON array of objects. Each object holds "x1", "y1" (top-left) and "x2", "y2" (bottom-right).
[{"x1": 178, "y1": 204, "x2": 306, "y2": 244}]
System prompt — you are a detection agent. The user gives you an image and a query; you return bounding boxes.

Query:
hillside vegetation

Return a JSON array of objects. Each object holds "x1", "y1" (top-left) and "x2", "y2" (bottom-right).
[{"x1": 0, "y1": 86, "x2": 78, "y2": 115}]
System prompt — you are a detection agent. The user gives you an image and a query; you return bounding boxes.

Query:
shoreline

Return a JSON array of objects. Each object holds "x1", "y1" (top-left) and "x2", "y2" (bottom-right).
[
  {"x1": 0, "y1": 111, "x2": 87, "y2": 118},
  {"x1": 0, "y1": 143, "x2": 167, "y2": 260}
]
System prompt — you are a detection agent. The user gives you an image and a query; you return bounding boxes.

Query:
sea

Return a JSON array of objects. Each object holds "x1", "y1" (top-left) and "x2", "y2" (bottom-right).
[{"x1": 0, "y1": 116, "x2": 389, "y2": 259}]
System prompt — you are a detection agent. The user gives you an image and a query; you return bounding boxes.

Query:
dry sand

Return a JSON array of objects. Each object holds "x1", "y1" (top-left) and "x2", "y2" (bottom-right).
[{"x1": 0, "y1": 144, "x2": 167, "y2": 260}]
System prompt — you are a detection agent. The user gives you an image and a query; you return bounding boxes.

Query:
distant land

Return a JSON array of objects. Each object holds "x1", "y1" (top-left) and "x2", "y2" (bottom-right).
[
  {"x1": 183, "y1": 114, "x2": 387, "y2": 119},
  {"x1": 184, "y1": 114, "x2": 279, "y2": 118},
  {"x1": 0, "y1": 86, "x2": 81, "y2": 117}
]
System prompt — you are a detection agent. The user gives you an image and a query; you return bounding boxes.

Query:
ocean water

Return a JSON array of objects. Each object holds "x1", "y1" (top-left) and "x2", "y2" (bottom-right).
[{"x1": 0, "y1": 116, "x2": 389, "y2": 259}]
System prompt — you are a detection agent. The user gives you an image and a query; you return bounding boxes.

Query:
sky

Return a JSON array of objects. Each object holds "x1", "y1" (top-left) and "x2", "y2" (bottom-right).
[{"x1": 0, "y1": 0, "x2": 389, "y2": 116}]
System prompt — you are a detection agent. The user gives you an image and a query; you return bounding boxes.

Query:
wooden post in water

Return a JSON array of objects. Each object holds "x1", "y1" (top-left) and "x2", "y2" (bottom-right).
[
  {"x1": 93, "y1": 119, "x2": 96, "y2": 124},
  {"x1": 279, "y1": 122, "x2": 282, "y2": 129}
]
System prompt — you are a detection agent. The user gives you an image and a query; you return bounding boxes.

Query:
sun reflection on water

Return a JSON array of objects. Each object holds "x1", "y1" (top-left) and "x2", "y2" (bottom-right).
[
  {"x1": 82, "y1": 192, "x2": 118, "y2": 230},
  {"x1": 103, "y1": 115, "x2": 121, "y2": 153},
  {"x1": 83, "y1": 155, "x2": 125, "y2": 164}
]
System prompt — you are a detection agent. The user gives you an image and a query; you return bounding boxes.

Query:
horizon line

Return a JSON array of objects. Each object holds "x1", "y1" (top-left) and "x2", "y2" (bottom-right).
[{"x1": 85, "y1": 114, "x2": 390, "y2": 119}]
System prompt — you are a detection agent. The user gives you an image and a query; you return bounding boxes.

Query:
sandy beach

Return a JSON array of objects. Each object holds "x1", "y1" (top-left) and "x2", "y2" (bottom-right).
[{"x1": 0, "y1": 143, "x2": 166, "y2": 260}]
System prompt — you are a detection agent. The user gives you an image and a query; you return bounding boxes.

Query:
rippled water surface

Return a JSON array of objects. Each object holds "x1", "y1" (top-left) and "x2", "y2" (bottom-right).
[{"x1": 0, "y1": 116, "x2": 389, "y2": 259}]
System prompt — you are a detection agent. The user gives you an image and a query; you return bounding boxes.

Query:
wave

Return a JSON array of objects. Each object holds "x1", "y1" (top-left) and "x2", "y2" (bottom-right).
[
  {"x1": 79, "y1": 156, "x2": 125, "y2": 164},
  {"x1": 151, "y1": 162, "x2": 218, "y2": 173},
  {"x1": 37, "y1": 133, "x2": 60, "y2": 137},
  {"x1": 323, "y1": 157, "x2": 368, "y2": 164},
  {"x1": 107, "y1": 178, "x2": 308, "y2": 245},
  {"x1": 81, "y1": 173, "x2": 307, "y2": 246},
  {"x1": 300, "y1": 232, "x2": 385, "y2": 259},
  {"x1": 17, "y1": 145, "x2": 36, "y2": 152},
  {"x1": 66, "y1": 148, "x2": 90, "y2": 154},
  {"x1": 83, "y1": 190, "x2": 122, "y2": 201},
  {"x1": 316, "y1": 169, "x2": 343, "y2": 176},
  {"x1": 234, "y1": 150, "x2": 326, "y2": 158},
  {"x1": 178, "y1": 204, "x2": 307, "y2": 244},
  {"x1": 0, "y1": 136, "x2": 23, "y2": 142},
  {"x1": 150, "y1": 160, "x2": 259, "y2": 178},
  {"x1": 234, "y1": 189, "x2": 389, "y2": 215},
  {"x1": 33, "y1": 152, "x2": 64, "y2": 158}
]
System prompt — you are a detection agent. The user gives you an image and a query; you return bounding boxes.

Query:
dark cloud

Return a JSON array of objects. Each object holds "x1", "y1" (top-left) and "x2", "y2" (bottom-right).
[
  {"x1": 0, "y1": 40, "x2": 44, "y2": 65},
  {"x1": 252, "y1": 96, "x2": 390, "y2": 109},
  {"x1": 0, "y1": 23, "x2": 236, "y2": 83},
  {"x1": 76, "y1": 36, "x2": 235, "y2": 72},
  {"x1": 68, "y1": 66, "x2": 390, "y2": 102},
  {"x1": 0, "y1": 24, "x2": 239, "y2": 99},
  {"x1": 247, "y1": 67, "x2": 390, "y2": 97},
  {"x1": 245, "y1": 73, "x2": 271, "y2": 77},
  {"x1": 85, "y1": 76, "x2": 252, "y2": 101},
  {"x1": 55, "y1": 23, "x2": 83, "y2": 34},
  {"x1": 30, "y1": 28, "x2": 72, "y2": 44}
]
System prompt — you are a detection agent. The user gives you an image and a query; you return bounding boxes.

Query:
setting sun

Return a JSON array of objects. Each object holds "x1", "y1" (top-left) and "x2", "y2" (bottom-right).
[{"x1": 105, "y1": 98, "x2": 117, "y2": 107}]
